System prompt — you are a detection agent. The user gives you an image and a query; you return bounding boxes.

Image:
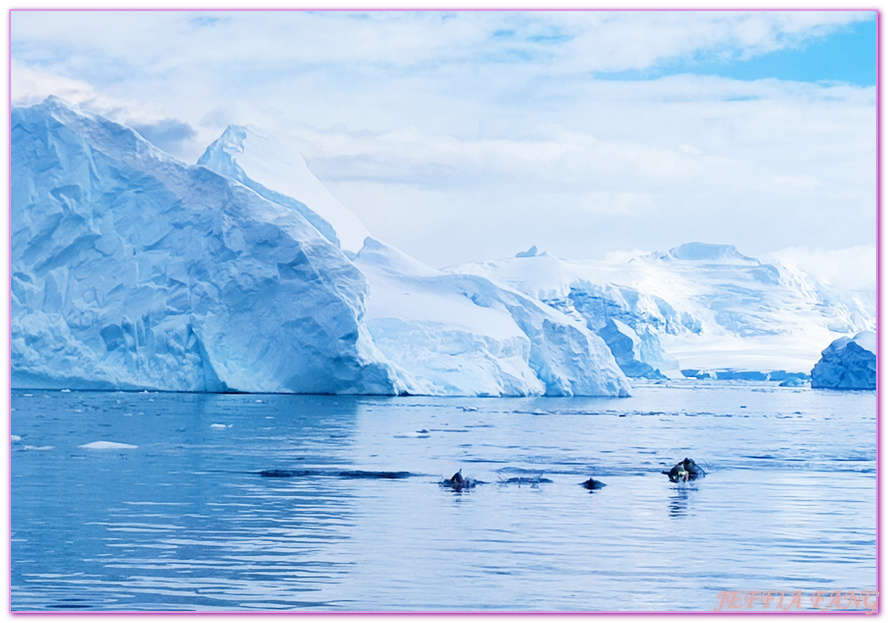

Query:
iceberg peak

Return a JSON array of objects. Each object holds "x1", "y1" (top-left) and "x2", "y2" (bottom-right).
[
  {"x1": 38, "y1": 94, "x2": 80, "y2": 113},
  {"x1": 198, "y1": 124, "x2": 370, "y2": 253}
]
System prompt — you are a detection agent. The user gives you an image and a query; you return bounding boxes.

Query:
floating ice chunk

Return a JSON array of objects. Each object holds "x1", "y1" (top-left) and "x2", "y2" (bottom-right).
[
  {"x1": 11, "y1": 435, "x2": 21, "y2": 442},
  {"x1": 79, "y1": 441, "x2": 138, "y2": 450},
  {"x1": 23, "y1": 445, "x2": 54, "y2": 451},
  {"x1": 210, "y1": 423, "x2": 231, "y2": 430},
  {"x1": 811, "y1": 331, "x2": 876, "y2": 390}
]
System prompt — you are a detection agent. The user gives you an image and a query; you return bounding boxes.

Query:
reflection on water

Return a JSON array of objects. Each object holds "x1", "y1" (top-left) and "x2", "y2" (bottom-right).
[
  {"x1": 668, "y1": 485, "x2": 692, "y2": 518},
  {"x1": 11, "y1": 384, "x2": 877, "y2": 611}
]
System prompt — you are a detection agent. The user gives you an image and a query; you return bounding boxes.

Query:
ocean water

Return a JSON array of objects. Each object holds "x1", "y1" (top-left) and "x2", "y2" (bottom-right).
[{"x1": 10, "y1": 383, "x2": 877, "y2": 612}]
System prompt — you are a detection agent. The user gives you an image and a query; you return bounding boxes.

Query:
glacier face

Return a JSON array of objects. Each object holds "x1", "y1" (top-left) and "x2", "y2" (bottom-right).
[
  {"x1": 455, "y1": 243, "x2": 875, "y2": 376},
  {"x1": 810, "y1": 331, "x2": 877, "y2": 390},
  {"x1": 12, "y1": 98, "x2": 629, "y2": 397}
]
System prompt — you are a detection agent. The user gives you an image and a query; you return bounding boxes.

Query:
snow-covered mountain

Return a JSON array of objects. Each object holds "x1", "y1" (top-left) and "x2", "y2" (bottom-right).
[
  {"x1": 454, "y1": 243, "x2": 875, "y2": 377},
  {"x1": 11, "y1": 98, "x2": 629, "y2": 397}
]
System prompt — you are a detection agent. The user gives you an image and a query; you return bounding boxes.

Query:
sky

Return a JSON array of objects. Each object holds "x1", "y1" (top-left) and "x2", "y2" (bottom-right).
[{"x1": 10, "y1": 9, "x2": 878, "y2": 290}]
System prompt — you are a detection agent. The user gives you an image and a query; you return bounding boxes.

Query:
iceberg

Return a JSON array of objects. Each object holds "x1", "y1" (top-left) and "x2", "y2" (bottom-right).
[
  {"x1": 12, "y1": 98, "x2": 629, "y2": 397},
  {"x1": 810, "y1": 331, "x2": 876, "y2": 390},
  {"x1": 12, "y1": 97, "x2": 400, "y2": 394}
]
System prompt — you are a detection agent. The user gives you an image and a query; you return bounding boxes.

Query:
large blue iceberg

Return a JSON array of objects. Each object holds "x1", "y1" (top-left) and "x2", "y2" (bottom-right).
[{"x1": 810, "y1": 332, "x2": 876, "y2": 390}]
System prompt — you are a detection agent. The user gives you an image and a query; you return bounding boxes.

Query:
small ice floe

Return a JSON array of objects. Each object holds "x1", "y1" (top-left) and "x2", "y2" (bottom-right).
[
  {"x1": 60, "y1": 389, "x2": 71, "y2": 393},
  {"x1": 23, "y1": 445, "x2": 54, "y2": 451},
  {"x1": 210, "y1": 423, "x2": 232, "y2": 430},
  {"x1": 255, "y1": 399, "x2": 264, "y2": 403},
  {"x1": 23, "y1": 394, "x2": 33, "y2": 398},
  {"x1": 11, "y1": 435, "x2": 21, "y2": 442},
  {"x1": 79, "y1": 441, "x2": 138, "y2": 450}
]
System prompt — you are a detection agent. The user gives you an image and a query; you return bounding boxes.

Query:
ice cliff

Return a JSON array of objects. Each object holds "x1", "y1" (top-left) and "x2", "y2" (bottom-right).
[
  {"x1": 12, "y1": 97, "x2": 398, "y2": 393},
  {"x1": 810, "y1": 332, "x2": 877, "y2": 390},
  {"x1": 11, "y1": 98, "x2": 629, "y2": 396},
  {"x1": 596, "y1": 319, "x2": 666, "y2": 380}
]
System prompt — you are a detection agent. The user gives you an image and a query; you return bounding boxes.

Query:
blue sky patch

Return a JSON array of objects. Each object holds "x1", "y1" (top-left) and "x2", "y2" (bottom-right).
[{"x1": 596, "y1": 14, "x2": 876, "y2": 87}]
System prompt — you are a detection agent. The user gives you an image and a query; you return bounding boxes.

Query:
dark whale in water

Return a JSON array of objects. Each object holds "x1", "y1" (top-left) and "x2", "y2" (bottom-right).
[
  {"x1": 662, "y1": 458, "x2": 706, "y2": 482},
  {"x1": 439, "y1": 470, "x2": 478, "y2": 491},
  {"x1": 581, "y1": 478, "x2": 607, "y2": 490}
]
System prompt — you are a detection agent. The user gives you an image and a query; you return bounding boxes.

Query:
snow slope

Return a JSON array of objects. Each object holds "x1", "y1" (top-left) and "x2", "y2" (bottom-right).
[
  {"x1": 455, "y1": 243, "x2": 874, "y2": 376},
  {"x1": 12, "y1": 98, "x2": 629, "y2": 397}
]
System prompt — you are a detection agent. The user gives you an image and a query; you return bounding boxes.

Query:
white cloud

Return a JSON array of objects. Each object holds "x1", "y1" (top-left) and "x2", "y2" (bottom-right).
[
  {"x1": 765, "y1": 245, "x2": 876, "y2": 291},
  {"x1": 10, "y1": 10, "x2": 877, "y2": 268}
]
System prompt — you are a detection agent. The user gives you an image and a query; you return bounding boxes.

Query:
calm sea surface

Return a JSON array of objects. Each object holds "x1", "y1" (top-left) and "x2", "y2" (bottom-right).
[{"x1": 11, "y1": 383, "x2": 877, "y2": 612}]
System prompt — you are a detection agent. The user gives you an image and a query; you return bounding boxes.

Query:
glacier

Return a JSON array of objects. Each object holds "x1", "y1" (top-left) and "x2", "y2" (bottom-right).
[
  {"x1": 11, "y1": 97, "x2": 629, "y2": 397},
  {"x1": 455, "y1": 242, "x2": 875, "y2": 377},
  {"x1": 810, "y1": 331, "x2": 877, "y2": 390}
]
